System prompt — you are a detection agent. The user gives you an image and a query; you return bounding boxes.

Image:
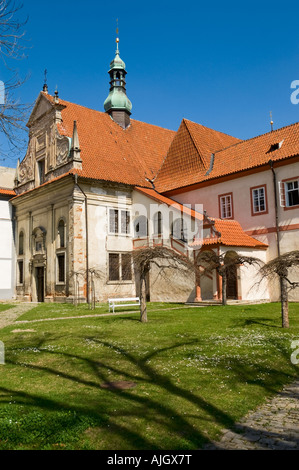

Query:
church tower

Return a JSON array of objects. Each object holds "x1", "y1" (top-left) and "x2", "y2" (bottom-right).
[{"x1": 104, "y1": 32, "x2": 132, "y2": 129}]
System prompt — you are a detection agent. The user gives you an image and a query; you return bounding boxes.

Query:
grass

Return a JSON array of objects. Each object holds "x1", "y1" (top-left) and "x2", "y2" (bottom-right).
[
  {"x1": 0, "y1": 301, "x2": 298, "y2": 450},
  {"x1": 0, "y1": 304, "x2": 14, "y2": 313}
]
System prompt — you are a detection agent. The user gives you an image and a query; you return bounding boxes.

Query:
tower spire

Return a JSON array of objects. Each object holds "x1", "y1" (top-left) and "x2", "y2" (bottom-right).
[
  {"x1": 116, "y1": 18, "x2": 119, "y2": 52},
  {"x1": 43, "y1": 69, "x2": 48, "y2": 93},
  {"x1": 103, "y1": 24, "x2": 132, "y2": 129}
]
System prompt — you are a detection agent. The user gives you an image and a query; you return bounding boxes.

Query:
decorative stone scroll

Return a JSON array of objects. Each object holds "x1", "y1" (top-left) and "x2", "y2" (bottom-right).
[{"x1": 56, "y1": 132, "x2": 71, "y2": 166}]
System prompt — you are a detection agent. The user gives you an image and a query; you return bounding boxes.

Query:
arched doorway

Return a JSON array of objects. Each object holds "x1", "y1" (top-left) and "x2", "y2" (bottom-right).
[
  {"x1": 32, "y1": 227, "x2": 47, "y2": 303},
  {"x1": 224, "y1": 251, "x2": 238, "y2": 300},
  {"x1": 36, "y1": 267, "x2": 45, "y2": 303}
]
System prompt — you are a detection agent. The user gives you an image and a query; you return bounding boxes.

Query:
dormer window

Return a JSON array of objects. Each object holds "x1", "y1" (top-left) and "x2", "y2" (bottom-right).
[{"x1": 268, "y1": 140, "x2": 284, "y2": 153}]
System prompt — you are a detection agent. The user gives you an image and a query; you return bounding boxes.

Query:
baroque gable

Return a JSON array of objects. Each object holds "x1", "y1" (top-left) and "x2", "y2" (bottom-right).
[{"x1": 15, "y1": 93, "x2": 82, "y2": 195}]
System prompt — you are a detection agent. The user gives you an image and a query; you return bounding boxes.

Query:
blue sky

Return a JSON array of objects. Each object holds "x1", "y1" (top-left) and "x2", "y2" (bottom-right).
[{"x1": 1, "y1": 0, "x2": 299, "y2": 167}]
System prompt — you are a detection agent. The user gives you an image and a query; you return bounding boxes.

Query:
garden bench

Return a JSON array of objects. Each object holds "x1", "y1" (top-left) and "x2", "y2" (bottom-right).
[{"x1": 108, "y1": 297, "x2": 140, "y2": 314}]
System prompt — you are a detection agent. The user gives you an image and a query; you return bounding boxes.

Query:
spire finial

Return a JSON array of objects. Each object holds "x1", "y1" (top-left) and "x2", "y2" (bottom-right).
[
  {"x1": 54, "y1": 85, "x2": 59, "y2": 104},
  {"x1": 270, "y1": 111, "x2": 274, "y2": 132},
  {"x1": 116, "y1": 18, "x2": 119, "y2": 52},
  {"x1": 43, "y1": 69, "x2": 48, "y2": 93}
]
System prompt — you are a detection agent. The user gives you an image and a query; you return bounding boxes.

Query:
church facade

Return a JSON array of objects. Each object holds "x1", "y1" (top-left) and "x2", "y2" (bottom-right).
[{"x1": 2, "y1": 37, "x2": 299, "y2": 304}]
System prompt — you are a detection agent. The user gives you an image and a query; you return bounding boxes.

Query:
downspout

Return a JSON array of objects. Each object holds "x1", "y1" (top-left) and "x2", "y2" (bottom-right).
[
  {"x1": 74, "y1": 174, "x2": 89, "y2": 303},
  {"x1": 268, "y1": 159, "x2": 280, "y2": 256}
]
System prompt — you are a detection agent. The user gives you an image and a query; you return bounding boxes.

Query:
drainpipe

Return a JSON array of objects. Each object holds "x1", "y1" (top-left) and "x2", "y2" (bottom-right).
[
  {"x1": 268, "y1": 159, "x2": 280, "y2": 256},
  {"x1": 74, "y1": 174, "x2": 89, "y2": 304}
]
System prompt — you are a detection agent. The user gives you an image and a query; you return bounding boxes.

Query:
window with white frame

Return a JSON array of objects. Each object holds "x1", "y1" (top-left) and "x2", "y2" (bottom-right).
[
  {"x1": 108, "y1": 253, "x2": 132, "y2": 282},
  {"x1": 109, "y1": 209, "x2": 130, "y2": 235},
  {"x1": 285, "y1": 179, "x2": 299, "y2": 207},
  {"x1": 252, "y1": 186, "x2": 266, "y2": 214},
  {"x1": 219, "y1": 194, "x2": 233, "y2": 219}
]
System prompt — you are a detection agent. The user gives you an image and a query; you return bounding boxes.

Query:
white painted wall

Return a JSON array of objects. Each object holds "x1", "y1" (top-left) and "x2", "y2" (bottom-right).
[{"x1": 0, "y1": 198, "x2": 15, "y2": 299}]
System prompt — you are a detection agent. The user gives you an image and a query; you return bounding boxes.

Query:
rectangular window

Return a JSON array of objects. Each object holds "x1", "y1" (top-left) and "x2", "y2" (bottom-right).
[
  {"x1": 38, "y1": 159, "x2": 45, "y2": 185},
  {"x1": 109, "y1": 209, "x2": 130, "y2": 235},
  {"x1": 109, "y1": 253, "x2": 120, "y2": 281},
  {"x1": 18, "y1": 260, "x2": 24, "y2": 285},
  {"x1": 251, "y1": 186, "x2": 267, "y2": 214},
  {"x1": 57, "y1": 253, "x2": 65, "y2": 283},
  {"x1": 121, "y1": 210, "x2": 130, "y2": 235},
  {"x1": 219, "y1": 194, "x2": 233, "y2": 219},
  {"x1": 109, "y1": 209, "x2": 119, "y2": 234},
  {"x1": 285, "y1": 180, "x2": 299, "y2": 207},
  {"x1": 121, "y1": 253, "x2": 132, "y2": 281},
  {"x1": 109, "y1": 253, "x2": 132, "y2": 282}
]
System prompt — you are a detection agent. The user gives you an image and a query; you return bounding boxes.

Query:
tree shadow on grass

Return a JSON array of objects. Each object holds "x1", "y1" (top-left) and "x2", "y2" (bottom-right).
[
  {"x1": 0, "y1": 332, "x2": 298, "y2": 450},
  {"x1": 0, "y1": 335, "x2": 238, "y2": 450}
]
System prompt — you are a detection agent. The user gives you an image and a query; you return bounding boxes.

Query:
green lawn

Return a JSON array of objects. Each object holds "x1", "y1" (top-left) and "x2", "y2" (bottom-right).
[
  {"x1": 0, "y1": 302, "x2": 298, "y2": 450},
  {"x1": 0, "y1": 304, "x2": 14, "y2": 313}
]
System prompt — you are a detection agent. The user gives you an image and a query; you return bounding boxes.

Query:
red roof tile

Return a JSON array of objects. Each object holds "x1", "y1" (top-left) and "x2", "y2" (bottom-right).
[
  {"x1": 155, "y1": 119, "x2": 299, "y2": 193},
  {"x1": 0, "y1": 188, "x2": 15, "y2": 197},
  {"x1": 42, "y1": 93, "x2": 175, "y2": 187},
  {"x1": 154, "y1": 119, "x2": 241, "y2": 192}
]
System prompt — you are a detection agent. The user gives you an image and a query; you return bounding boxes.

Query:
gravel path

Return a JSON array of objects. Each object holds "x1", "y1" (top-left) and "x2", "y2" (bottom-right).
[
  {"x1": 0, "y1": 303, "x2": 36, "y2": 329},
  {"x1": 205, "y1": 379, "x2": 299, "y2": 450}
]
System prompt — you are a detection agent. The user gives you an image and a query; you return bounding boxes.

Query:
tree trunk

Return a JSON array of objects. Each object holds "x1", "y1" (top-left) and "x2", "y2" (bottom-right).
[
  {"x1": 280, "y1": 276, "x2": 289, "y2": 328},
  {"x1": 140, "y1": 271, "x2": 148, "y2": 323},
  {"x1": 222, "y1": 272, "x2": 227, "y2": 306}
]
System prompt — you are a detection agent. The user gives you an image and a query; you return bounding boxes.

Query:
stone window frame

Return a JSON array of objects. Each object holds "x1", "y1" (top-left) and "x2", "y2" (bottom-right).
[
  {"x1": 17, "y1": 259, "x2": 24, "y2": 286},
  {"x1": 56, "y1": 251, "x2": 66, "y2": 285},
  {"x1": 18, "y1": 230, "x2": 25, "y2": 256},
  {"x1": 57, "y1": 217, "x2": 67, "y2": 249}
]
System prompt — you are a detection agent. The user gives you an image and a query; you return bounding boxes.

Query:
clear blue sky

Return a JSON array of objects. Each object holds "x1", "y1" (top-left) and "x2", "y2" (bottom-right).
[{"x1": 1, "y1": 0, "x2": 299, "y2": 167}]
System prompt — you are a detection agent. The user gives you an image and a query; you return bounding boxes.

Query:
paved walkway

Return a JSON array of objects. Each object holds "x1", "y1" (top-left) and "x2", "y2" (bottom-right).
[
  {"x1": 205, "y1": 379, "x2": 299, "y2": 450},
  {"x1": 0, "y1": 303, "x2": 36, "y2": 329}
]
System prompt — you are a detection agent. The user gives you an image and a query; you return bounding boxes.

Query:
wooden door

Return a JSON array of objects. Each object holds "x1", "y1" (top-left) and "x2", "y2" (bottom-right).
[
  {"x1": 226, "y1": 265, "x2": 237, "y2": 299},
  {"x1": 36, "y1": 267, "x2": 45, "y2": 303}
]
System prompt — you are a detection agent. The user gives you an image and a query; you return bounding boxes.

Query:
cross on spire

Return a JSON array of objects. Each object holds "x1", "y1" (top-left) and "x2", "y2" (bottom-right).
[{"x1": 43, "y1": 69, "x2": 48, "y2": 93}]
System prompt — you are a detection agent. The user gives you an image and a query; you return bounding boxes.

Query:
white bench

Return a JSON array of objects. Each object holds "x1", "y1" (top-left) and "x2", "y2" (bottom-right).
[{"x1": 108, "y1": 297, "x2": 140, "y2": 314}]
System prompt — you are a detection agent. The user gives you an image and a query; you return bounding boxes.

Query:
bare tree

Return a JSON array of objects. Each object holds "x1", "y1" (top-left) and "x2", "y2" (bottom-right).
[
  {"x1": 132, "y1": 246, "x2": 197, "y2": 323},
  {"x1": 0, "y1": 0, "x2": 30, "y2": 158},
  {"x1": 197, "y1": 250, "x2": 262, "y2": 306},
  {"x1": 258, "y1": 250, "x2": 299, "y2": 328},
  {"x1": 70, "y1": 266, "x2": 104, "y2": 309}
]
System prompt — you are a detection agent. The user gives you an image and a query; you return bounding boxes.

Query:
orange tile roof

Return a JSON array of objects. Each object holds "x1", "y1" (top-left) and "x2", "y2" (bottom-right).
[
  {"x1": 42, "y1": 93, "x2": 175, "y2": 187},
  {"x1": 0, "y1": 188, "x2": 15, "y2": 197},
  {"x1": 202, "y1": 218, "x2": 268, "y2": 248},
  {"x1": 136, "y1": 187, "x2": 267, "y2": 249},
  {"x1": 155, "y1": 119, "x2": 299, "y2": 193},
  {"x1": 154, "y1": 119, "x2": 241, "y2": 192}
]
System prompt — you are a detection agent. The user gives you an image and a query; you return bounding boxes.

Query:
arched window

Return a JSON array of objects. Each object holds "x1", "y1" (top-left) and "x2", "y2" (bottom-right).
[
  {"x1": 134, "y1": 215, "x2": 148, "y2": 238},
  {"x1": 58, "y1": 219, "x2": 65, "y2": 248},
  {"x1": 153, "y1": 211, "x2": 162, "y2": 236},
  {"x1": 171, "y1": 218, "x2": 188, "y2": 243},
  {"x1": 18, "y1": 231, "x2": 24, "y2": 255}
]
